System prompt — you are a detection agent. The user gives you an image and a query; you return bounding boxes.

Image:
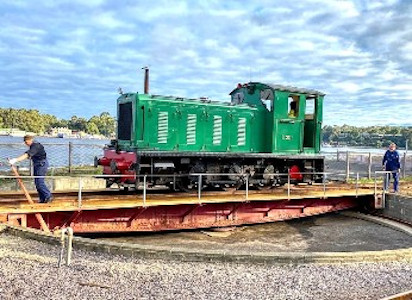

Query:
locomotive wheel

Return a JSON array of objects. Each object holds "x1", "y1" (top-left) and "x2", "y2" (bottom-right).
[
  {"x1": 177, "y1": 178, "x2": 206, "y2": 193},
  {"x1": 228, "y1": 164, "x2": 247, "y2": 189},
  {"x1": 177, "y1": 162, "x2": 206, "y2": 193},
  {"x1": 177, "y1": 181, "x2": 196, "y2": 193},
  {"x1": 262, "y1": 165, "x2": 281, "y2": 188}
]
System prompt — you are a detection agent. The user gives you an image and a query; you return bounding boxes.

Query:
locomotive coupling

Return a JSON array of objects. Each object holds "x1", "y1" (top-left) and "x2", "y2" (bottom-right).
[
  {"x1": 94, "y1": 156, "x2": 111, "y2": 168},
  {"x1": 109, "y1": 160, "x2": 132, "y2": 172},
  {"x1": 95, "y1": 156, "x2": 133, "y2": 172}
]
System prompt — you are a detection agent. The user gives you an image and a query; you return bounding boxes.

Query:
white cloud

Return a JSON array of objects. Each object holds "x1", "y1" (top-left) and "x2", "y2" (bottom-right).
[
  {"x1": 330, "y1": 0, "x2": 359, "y2": 17},
  {"x1": 332, "y1": 81, "x2": 362, "y2": 93},
  {"x1": 208, "y1": 8, "x2": 246, "y2": 18},
  {"x1": 71, "y1": 0, "x2": 106, "y2": 7},
  {"x1": 348, "y1": 69, "x2": 368, "y2": 77},
  {"x1": 298, "y1": 41, "x2": 316, "y2": 51},
  {"x1": 264, "y1": 37, "x2": 284, "y2": 46},
  {"x1": 386, "y1": 83, "x2": 412, "y2": 93},
  {"x1": 130, "y1": 1, "x2": 189, "y2": 20},
  {"x1": 92, "y1": 12, "x2": 126, "y2": 29},
  {"x1": 41, "y1": 56, "x2": 75, "y2": 69},
  {"x1": 111, "y1": 34, "x2": 136, "y2": 44},
  {"x1": 220, "y1": 44, "x2": 241, "y2": 57}
]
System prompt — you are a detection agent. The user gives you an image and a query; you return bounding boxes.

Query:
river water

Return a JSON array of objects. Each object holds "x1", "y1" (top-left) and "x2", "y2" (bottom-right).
[{"x1": 0, "y1": 136, "x2": 109, "y2": 170}]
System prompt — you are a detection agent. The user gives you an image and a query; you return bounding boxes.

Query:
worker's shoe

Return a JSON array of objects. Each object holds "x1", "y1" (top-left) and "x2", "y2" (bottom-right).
[{"x1": 44, "y1": 196, "x2": 53, "y2": 203}]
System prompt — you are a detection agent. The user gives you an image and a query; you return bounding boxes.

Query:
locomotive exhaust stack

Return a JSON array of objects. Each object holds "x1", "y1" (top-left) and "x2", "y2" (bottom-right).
[{"x1": 142, "y1": 66, "x2": 149, "y2": 94}]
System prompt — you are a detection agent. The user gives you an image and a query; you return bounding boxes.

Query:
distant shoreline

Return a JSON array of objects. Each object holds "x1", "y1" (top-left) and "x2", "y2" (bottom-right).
[{"x1": 0, "y1": 135, "x2": 110, "y2": 145}]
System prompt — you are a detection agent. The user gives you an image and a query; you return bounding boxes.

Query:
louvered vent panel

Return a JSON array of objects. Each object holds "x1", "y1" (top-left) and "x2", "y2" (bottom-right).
[
  {"x1": 237, "y1": 117, "x2": 246, "y2": 146},
  {"x1": 213, "y1": 115, "x2": 222, "y2": 145},
  {"x1": 157, "y1": 112, "x2": 168, "y2": 144},
  {"x1": 187, "y1": 114, "x2": 197, "y2": 145}
]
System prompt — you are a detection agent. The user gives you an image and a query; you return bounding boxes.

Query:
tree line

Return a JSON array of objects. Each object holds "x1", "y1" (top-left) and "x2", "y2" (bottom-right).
[
  {"x1": 323, "y1": 125, "x2": 412, "y2": 148},
  {"x1": 1, "y1": 108, "x2": 411, "y2": 146},
  {"x1": 0, "y1": 108, "x2": 115, "y2": 137}
]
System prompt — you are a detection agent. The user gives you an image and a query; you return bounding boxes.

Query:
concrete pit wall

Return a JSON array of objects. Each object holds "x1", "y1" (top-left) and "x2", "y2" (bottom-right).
[
  {"x1": 0, "y1": 177, "x2": 106, "y2": 192},
  {"x1": 52, "y1": 177, "x2": 106, "y2": 191},
  {"x1": 383, "y1": 194, "x2": 412, "y2": 224}
]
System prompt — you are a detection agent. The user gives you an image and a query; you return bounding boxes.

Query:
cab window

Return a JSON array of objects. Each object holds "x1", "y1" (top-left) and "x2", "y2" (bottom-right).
[
  {"x1": 288, "y1": 95, "x2": 299, "y2": 118},
  {"x1": 260, "y1": 89, "x2": 274, "y2": 111},
  {"x1": 305, "y1": 97, "x2": 315, "y2": 120}
]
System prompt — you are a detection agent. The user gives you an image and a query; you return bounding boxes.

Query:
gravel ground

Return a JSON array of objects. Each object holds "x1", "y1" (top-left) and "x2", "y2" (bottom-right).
[{"x1": 0, "y1": 233, "x2": 411, "y2": 300}]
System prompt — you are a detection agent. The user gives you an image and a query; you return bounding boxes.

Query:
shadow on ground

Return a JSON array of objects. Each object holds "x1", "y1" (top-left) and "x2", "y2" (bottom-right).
[{"x1": 92, "y1": 212, "x2": 412, "y2": 253}]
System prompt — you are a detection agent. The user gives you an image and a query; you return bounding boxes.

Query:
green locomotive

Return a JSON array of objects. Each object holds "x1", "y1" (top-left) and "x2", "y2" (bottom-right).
[{"x1": 97, "y1": 72, "x2": 325, "y2": 190}]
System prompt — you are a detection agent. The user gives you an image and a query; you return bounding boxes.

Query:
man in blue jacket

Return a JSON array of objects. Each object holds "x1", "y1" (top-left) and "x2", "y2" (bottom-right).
[
  {"x1": 382, "y1": 143, "x2": 401, "y2": 193},
  {"x1": 8, "y1": 135, "x2": 53, "y2": 203}
]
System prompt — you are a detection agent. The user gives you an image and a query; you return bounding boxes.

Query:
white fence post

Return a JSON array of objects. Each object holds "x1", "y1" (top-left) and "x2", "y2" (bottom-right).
[
  {"x1": 198, "y1": 174, "x2": 202, "y2": 203},
  {"x1": 356, "y1": 172, "x2": 359, "y2": 198},
  {"x1": 402, "y1": 152, "x2": 407, "y2": 178},
  {"x1": 368, "y1": 152, "x2": 372, "y2": 180},
  {"x1": 58, "y1": 227, "x2": 74, "y2": 267},
  {"x1": 143, "y1": 175, "x2": 147, "y2": 207},
  {"x1": 77, "y1": 177, "x2": 82, "y2": 208},
  {"x1": 345, "y1": 151, "x2": 350, "y2": 182},
  {"x1": 245, "y1": 175, "x2": 249, "y2": 201},
  {"x1": 287, "y1": 171, "x2": 290, "y2": 201}
]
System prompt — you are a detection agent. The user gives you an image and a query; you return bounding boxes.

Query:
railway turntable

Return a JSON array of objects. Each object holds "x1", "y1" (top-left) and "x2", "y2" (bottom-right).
[
  {"x1": 0, "y1": 71, "x2": 383, "y2": 234},
  {"x1": 0, "y1": 183, "x2": 378, "y2": 233}
]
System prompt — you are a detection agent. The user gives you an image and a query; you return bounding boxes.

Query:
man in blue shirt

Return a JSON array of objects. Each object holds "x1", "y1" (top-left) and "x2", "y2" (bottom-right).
[
  {"x1": 9, "y1": 135, "x2": 53, "y2": 203},
  {"x1": 382, "y1": 143, "x2": 401, "y2": 193}
]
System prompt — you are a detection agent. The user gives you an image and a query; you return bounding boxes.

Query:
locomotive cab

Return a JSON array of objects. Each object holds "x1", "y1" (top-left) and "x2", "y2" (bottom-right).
[{"x1": 229, "y1": 82, "x2": 324, "y2": 155}]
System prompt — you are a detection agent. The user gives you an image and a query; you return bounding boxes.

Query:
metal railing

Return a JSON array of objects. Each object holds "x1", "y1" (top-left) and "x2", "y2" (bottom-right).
[
  {"x1": 0, "y1": 170, "x2": 391, "y2": 208},
  {"x1": 0, "y1": 142, "x2": 106, "y2": 173},
  {"x1": 324, "y1": 150, "x2": 411, "y2": 179}
]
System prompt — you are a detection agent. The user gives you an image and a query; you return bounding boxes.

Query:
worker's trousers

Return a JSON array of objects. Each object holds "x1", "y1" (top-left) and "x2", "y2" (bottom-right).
[
  {"x1": 33, "y1": 160, "x2": 52, "y2": 202},
  {"x1": 384, "y1": 171, "x2": 399, "y2": 193}
]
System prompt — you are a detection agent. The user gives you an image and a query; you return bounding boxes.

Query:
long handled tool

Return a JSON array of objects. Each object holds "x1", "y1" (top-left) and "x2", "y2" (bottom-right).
[{"x1": 10, "y1": 164, "x2": 50, "y2": 233}]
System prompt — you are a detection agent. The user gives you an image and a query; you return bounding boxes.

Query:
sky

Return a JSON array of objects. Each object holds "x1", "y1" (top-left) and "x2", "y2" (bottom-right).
[{"x1": 0, "y1": 0, "x2": 411, "y2": 126}]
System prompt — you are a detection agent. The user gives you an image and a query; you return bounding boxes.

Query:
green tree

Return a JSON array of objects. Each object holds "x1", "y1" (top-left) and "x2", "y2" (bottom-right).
[
  {"x1": 98, "y1": 112, "x2": 115, "y2": 137},
  {"x1": 86, "y1": 122, "x2": 100, "y2": 135},
  {"x1": 68, "y1": 116, "x2": 87, "y2": 132},
  {"x1": 323, "y1": 125, "x2": 412, "y2": 148}
]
